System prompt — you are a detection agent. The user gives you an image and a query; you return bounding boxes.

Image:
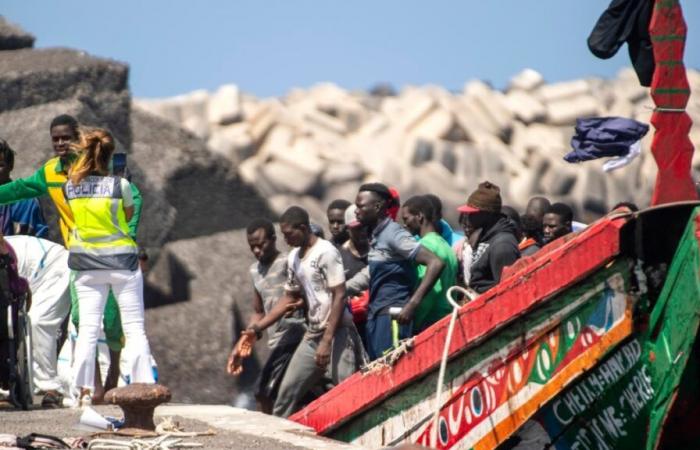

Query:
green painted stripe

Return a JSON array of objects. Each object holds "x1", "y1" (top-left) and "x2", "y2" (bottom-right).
[
  {"x1": 654, "y1": 0, "x2": 677, "y2": 9},
  {"x1": 651, "y1": 35, "x2": 685, "y2": 42},
  {"x1": 653, "y1": 88, "x2": 691, "y2": 95},
  {"x1": 330, "y1": 261, "x2": 632, "y2": 443},
  {"x1": 658, "y1": 60, "x2": 683, "y2": 67}
]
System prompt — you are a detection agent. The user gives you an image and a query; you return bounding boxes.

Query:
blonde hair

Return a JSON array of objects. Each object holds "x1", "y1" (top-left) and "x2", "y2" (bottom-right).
[{"x1": 68, "y1": 128, "x2": 115, "y2": 185}]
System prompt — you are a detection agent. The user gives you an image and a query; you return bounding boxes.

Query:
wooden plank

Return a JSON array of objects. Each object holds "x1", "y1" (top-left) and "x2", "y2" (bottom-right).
[{"x1": 290, "y1": 216, "x2": 628, "y2": 434}]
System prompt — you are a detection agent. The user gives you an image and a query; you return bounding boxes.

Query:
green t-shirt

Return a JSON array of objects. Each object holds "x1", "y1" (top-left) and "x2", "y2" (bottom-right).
[{"x1": 414, "y1": 232, "x2": 458, "y2": 330}]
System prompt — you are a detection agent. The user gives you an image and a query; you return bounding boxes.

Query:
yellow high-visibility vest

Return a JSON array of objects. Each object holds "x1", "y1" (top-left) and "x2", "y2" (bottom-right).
[{"x1": 64, "y1": 175, "x2": 137, "y2": 271}]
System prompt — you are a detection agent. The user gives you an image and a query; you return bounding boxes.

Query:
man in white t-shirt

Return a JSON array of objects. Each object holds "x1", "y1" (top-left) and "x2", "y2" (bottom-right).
[
  {"x1": 237, "y1": 206, "x2": 365, "y2": 417},
  {"x1": 5, "y1": 235, "x2": 71, "y2": 407}
]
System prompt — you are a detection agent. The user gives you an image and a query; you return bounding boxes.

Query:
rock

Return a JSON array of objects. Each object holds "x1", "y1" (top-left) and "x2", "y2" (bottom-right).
[
  {"x1": 207, "y1": 84, "x2": 242, "y2": 125},
  {"x1": 144, "y1": 229, "x2": 268, "y2": 404},
  {"x1": 104, "y1": 383, "x2": 171, "y2": 431},
  {"x1": 463, "y1": 80, "x2": 513, "y2": 140},
  {"x1": 410, "y1": 108, "x2": 463, "y2": 141},
  {"x1": 508, "y1": 69, "x2": 545, "y2": 92},
  {"x1": 0, "y1": 16, "x2": 35, "y2": 50},
  {"x1": 570, "y1": 166, "x2": 608, "y2": 220},
  {"x1": 504, "y1": 90, "x2": 546, "y2": 124},
  {"x1": 321, "y1": 181, "x2": 362, "y2": 206},
  {"x1": 260, "y1": 159, "x2": 320, "y2": 196},
  {"x1": 133, "y1": 98, "x2": 181, "y2": 124},
  {"x1": 321, "y1": 162, "x2": 364, "y2": 186},
  {"x1": 206, "y1": 123, "x2": 255, "y2": 163},
  {"x1": 545, "y1": 95, "x2": 601, "y2": 126},
  {"x1": 0, "y1": 48, "x2": 131, "y2": 146},
  {"x1": 129, "y1": 107, "x2": 273, "y2": 245},
  {"x1": 537, "y1": 79, "x2": 591, "y2": 103}
]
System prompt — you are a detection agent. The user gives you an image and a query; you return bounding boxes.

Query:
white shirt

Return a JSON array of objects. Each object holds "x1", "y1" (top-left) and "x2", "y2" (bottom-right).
[{"x1": 285, "y1": 238, "x2": 346, "y2": 335}]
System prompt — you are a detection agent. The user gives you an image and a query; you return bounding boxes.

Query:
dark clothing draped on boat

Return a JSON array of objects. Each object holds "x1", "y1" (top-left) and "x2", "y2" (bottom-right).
[
  {"x1": 588, "y1": 0, "x2": 654, "y2": 86},
  {"x1": 564, "y1": 117, "x2": 649, "y2": 163}
]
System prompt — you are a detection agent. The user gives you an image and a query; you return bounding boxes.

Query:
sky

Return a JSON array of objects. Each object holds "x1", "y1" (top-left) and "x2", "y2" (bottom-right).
[{"x1": 5, "y1": 1, "x2": 700, "y2": 99}]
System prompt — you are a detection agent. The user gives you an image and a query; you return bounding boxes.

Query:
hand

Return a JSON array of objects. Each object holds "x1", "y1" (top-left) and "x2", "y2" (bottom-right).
[
  {"x1": 315, "y1": 340, "x2": 331, "y2": 369},
  {"x1": 397, "y1": 302, "x2": 417, "y2": 325},
  {"x1": 226, "y1": 345, "x2": 244, "y2": 376},
  {"x1": 285, "y1": 298, "x2": 304, "y2": 317},
  {"x1": 238, "y1": 330, "x2": 257, "y2": 358}
]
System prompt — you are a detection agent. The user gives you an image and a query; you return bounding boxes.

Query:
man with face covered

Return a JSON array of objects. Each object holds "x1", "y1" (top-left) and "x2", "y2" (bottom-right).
[
  {"x1": 457, "y1": 181, "x2": 520, "y2": 294},
  {"x1": 233, "y1": 206, "x2": 364, "y2": 417},
  {"x1": 226, "y1": 218, "x2": 305, "y2": 413}
]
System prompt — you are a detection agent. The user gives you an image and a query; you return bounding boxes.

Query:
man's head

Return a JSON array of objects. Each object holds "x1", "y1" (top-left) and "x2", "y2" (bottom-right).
[
  {"x1": 401, "y1": 195, "x2": 435, "y2": 236},
  {"x1": 50, "y1": 114, "x2": 79, "y2": 159},
  {"x1": 424, "y1": 193, "x2": 443, "y2": 228},
  {"x1": 355, "y1": 183, "x2": 392, "y2": 227},
  {"x1": 344, "y1": 204, "x2": 369, "y2": 248},
  {"x1": 327, "y1": 199, "x2": 351, "y2": 244},
  {"x1": 279, "y1": 206, "x2": 311, "y2": 248},
  {"x1": 521, "y1": 213, "x2": 543, "y2": 242},
  {"x1": 457, "y1": 181, "x2": 503, "y2": 236},
  {"x1": 0, "y1": 139, "x2": 15, "y2": 184},
  {"x1": 543, "y1": 203, "x2": 574, "y2": 242},
  {"x1": 501, "y1": 205, "x2": 523, "y2": 241},
  {"x1": 525, "y1": 196, "x2": 551, "y2": 223},
  {"x1": 246, "y1": 218, "x2": 278, "y2": 263}
]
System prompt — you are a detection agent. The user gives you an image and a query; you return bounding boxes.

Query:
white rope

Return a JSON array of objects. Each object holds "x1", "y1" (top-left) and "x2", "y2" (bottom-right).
[
  {"x1": 430, "y1": 286, "x2": 476, "y2": 447},
  {"x1": 87, "y1": 434, "x2": 204, "y2": 450}
]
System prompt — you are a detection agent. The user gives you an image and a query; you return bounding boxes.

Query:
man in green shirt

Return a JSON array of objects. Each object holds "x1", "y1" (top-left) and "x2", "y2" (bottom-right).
[{"x1": 401, "y1": 195, "x2": 458, "y2": 332}]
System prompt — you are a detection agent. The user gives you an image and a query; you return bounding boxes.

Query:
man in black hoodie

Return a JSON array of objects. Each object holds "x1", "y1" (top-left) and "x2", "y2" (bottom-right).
[{"x1": 457, "y1": 181, "x2": 520, "y2": 294}]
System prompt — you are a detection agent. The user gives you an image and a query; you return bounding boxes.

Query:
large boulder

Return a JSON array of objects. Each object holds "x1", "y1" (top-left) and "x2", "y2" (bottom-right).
[
  {"x1": 128, "y1": 106, "x2": 274, "y2": 246},
  {"x1": 144, "y1": 229, "x2": 260, "y2": 404},
  {"x1": 0, "y1": 48, "x2": 131, "y2": 146},
  {"x1": 0, "y1": 16, "x2": 34, "y2": 50}
]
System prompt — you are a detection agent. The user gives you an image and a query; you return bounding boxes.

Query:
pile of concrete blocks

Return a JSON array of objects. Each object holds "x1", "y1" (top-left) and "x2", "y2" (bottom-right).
[{"x1": 136, "y1": 67, "x2": 700, "y2": 223}]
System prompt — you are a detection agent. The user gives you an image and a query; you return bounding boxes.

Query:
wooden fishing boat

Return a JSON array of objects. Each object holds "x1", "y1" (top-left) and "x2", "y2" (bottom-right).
[
  {"x1": 291, "y1": 1, "x2": 699, "y2": 447},
  {"x1": 291, "y1": 202, "x2": 700, "y2": 449}
]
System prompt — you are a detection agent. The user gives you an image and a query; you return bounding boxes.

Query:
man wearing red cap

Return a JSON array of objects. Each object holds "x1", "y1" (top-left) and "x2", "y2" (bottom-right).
[{"x1": 457, "y1": 181, "x2": 520, "y2": 293}]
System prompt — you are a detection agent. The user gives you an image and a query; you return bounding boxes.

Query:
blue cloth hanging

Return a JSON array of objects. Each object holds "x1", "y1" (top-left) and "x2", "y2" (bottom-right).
[{"x1": 564, "y1": 117, "x2": 649, "y2": 163}]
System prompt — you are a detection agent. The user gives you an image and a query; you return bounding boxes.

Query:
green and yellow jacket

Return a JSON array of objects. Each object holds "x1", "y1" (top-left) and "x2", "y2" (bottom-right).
[{"x1": 0, "y1": 155, "x2": 142, "y2": 246}]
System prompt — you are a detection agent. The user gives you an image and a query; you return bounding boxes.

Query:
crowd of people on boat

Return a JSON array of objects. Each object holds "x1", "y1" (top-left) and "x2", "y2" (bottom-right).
[
  {"x1": 226, "y1": 176, "x2": 639, "y2": 417},
  {"x1": 0, "y1": 114, "x2": 638, "y2": 417}
]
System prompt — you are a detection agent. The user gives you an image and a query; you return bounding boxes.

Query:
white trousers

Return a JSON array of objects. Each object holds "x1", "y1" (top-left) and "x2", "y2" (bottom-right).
[
  {"x1": 72, "y1": 269, "x2": 154, "y2": 392},
  {"x1": 28, "y1": 284, "x2": 71, "y2": 392}
]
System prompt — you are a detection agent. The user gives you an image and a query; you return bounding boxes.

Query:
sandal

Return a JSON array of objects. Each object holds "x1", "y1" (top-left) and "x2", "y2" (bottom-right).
[{"x1": 41, "y1": 390, "x2": 64, "y2": 409}]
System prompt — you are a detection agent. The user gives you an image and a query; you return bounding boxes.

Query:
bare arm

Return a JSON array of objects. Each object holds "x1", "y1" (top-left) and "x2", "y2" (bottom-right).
[
  {"x1": 398, "y1": 246, "x2": 444, "y2": 324},
  {"x1": 345, "y1": 266, "x2": 369, "y2": 297},
  {"x1": 248, "y1": 289, "x2": 265, "y2": 327}
]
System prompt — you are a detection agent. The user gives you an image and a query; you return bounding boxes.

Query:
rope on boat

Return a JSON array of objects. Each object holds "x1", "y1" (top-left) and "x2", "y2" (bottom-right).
[
  {"x1": 361, "y1": 338, "x2": 414, "y2": 375},
  {"x1": 431, "y1": 285, "x2": 476, "y2": 446}
]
